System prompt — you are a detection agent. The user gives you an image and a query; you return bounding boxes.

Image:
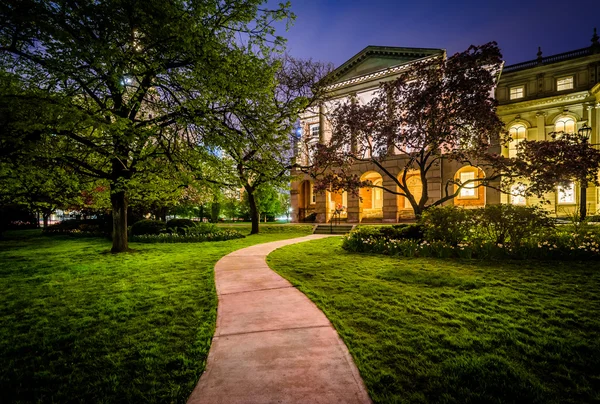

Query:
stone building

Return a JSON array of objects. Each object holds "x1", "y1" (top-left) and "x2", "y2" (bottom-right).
[
  {"x1": 291, "y1": 31, "x2": 600, "y2": 223},
  {"x1": 496, "y1": 30, "x2": 600, "y2": 216}
]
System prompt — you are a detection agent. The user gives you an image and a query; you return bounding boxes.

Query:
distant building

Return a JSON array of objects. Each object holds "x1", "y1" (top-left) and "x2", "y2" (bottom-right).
[{"x1": 291, "y1": 30, "x2": 600, "y2": 223}]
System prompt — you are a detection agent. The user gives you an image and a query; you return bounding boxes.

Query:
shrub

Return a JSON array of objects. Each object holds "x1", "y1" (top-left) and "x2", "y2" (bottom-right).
[
  {"x1": 473, "y1": 205, "x2": 553, "y2": 246},
  {"x1": 420, "y1": 206, "x2": 473, "y2": 245},
  {"x1": 187, "y1": 222, "x2": 219, "y2": 235},
  {"x1": 43, "y1": 219, "x2": 109, "y2": 237},
  {"x1": 130, "y1": 219, "x2": 166, "y2": 236},
  {"x1": 379, "y1": 224, "x2": 424, "y2": 241},
  {"x1": 166, "y1": 219, "x2": 196, "y2": 234},
  {"x1": 131, "y1": 229, "x2": 245, "y2": 243},
  {"x1": 303, "y1": 212, "x2": 317, "y2": 223}
]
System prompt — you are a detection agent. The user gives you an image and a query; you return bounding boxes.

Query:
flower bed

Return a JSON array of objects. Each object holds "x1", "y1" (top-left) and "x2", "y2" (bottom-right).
[
  {"x1": 131, "y1": 229, "x2": 245, "y2": 243},
  {"x1": 343, "y1": 206, "x2": 600, "y2": 260}
]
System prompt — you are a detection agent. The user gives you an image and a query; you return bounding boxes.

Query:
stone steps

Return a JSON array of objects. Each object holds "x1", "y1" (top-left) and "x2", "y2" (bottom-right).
[{"x1": 313, "y1": 224, "x2": 355, "y2": 235}]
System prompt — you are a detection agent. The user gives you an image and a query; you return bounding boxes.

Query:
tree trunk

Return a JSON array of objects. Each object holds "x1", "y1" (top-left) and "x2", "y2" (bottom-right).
[
  {"x1": 246, "y1": 188, "x2": 260, "y2": 235},
  {"x1": 43, "y1": 212, "x2": 50, "y2": 228},
  {"x1": 111, "y1": 189, "x2": 128, "y2": 253},
  {"x1": 580, "y1": 183, "x2": 587, "y2": 222}
]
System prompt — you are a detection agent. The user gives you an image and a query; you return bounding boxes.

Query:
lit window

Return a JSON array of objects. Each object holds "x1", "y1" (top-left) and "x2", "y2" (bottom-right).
[
  {"x1": 554, "y1": 117, "x2": 576, "y2": 134},
  {"x1": 459, "y1": 171, "x2": 477, "y2": 198},
  {"x1": 509, "y1": 86, "x2": 524, "y2": 100},
  {"x1": 557, "y1": 183, "x2": 575, "y2": 204},
  {"x1": 373, "y1": 179, "x2": 383, "y2": 209},
  {"x1": 556, "y1": 76, "x2": 573, "y2": 91},
  {"x1": 508, "y1": 124, "x2": 526, "y2": 158},
  {"x1": 404, "y1": 176, "x2": 423, "y2": 208},
  {"x1": 510, "y1": 184, "x2": 526, "y2": 205}
]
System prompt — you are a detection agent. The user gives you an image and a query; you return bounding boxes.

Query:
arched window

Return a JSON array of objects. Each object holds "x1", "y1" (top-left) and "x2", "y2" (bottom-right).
[
  {"x1": 554, "y1": 117, "x2": 576, "y2": 134},
  {"x1": 508, "y1": 124, "x2": 526, "y2": 158}
]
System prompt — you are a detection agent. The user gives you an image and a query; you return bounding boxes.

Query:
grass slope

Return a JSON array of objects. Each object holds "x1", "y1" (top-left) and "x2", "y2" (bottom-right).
[
  {"x1": 267, "y1": 237, "x2": 600, "y2": 404},
  {"x1": 0, "y1": 228, "x2": 311, "y2": 403}
]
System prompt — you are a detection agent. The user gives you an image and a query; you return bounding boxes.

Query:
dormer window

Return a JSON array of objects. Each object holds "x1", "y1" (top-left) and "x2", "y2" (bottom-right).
[
  {"x1": 556, "y1": 76, "x2": 573, "y2": 91},
  {"x1": 509, "y1": 85, "x2": 524, "y2": 100}
]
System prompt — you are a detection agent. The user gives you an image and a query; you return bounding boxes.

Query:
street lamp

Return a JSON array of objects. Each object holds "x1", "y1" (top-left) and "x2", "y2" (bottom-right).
[
  {"x1": 578, "y1": 123, "x2": 592, "y2": 141},
  {"x1": 577, "y1": 123, "x2": 593, "y2": 221}
]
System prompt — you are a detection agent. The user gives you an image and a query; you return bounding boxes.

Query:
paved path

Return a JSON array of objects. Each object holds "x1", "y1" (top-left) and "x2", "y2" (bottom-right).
[{"x1": 187, "y1": 235, "x2": 372, "y2": 404}]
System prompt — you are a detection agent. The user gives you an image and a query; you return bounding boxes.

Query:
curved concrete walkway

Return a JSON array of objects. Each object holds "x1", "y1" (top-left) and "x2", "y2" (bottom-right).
[{"x1": 187, "y1": 235, "x2": 372, "y2": 404}]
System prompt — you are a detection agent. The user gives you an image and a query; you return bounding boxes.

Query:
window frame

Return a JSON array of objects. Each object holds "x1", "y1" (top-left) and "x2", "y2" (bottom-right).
[
  {"x1": 510, "y1": 183, "x2": 527, "y2": 206},
  {"x1": 507, "y1": 123, "x2": 527, "y2": 158},
  {"x1": 458, "y1": 171, "x2": 478, "y2": 199},
  {"x1": 557, "y1": 182, "x2": 576, "y2": 205},
  {"x1": 509, "y1": 85, "x2": 525, "y2": 100},
  {"x1": 309, "y1": 182, "x2": 316, "y2": 205},
  {"x1": 556, "y1": 76, "x2": 574, "y2": 91},
  {"x1": 554, "y1": 116, "x2": 576, "y2": 135}
]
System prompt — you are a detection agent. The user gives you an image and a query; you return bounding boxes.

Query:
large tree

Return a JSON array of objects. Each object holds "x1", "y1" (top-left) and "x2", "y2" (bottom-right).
[
  {"x1": 193, "y1": 55, "x2": 330, "y2": 233},
  {"x1": 309, "y1": 43, "x2": 505, "y2": 216},
  {"x1": 0, "y1": 0, "x2": 292, "y2": 251}
]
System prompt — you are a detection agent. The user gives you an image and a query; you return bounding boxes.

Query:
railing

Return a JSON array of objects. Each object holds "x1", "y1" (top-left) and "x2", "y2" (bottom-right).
[
  {"x1": 503, "y1": 47, "x2": 592, "y2": 73},
  {"x1": 329, "y1": 209, "x2": 343, "y2": 234}
]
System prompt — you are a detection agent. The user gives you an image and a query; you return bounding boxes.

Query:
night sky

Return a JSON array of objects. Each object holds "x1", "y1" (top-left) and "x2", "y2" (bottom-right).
[{"x1": 275, "y1": 0, "x2": 599, "y2": 67}]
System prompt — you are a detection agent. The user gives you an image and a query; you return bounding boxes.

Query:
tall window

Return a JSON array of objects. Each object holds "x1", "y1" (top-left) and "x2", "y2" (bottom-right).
[
  {"x1": 404, "y1": 176, "x2": 423, "y2": 208},
  {"x1": 307, "y1": 123, "x2": 319, "y2": 163},
  {"x1": 557, "y1": 182, "x2": 575, "y2": 204},
  {"x1": 510, "y1": 86, "x2": 524, "y2": 100},
  {"x1": 310, "y1": 124, "x2": 319, "y2": 140},
  {"x1": 508, "y1": 124, "x2": 526, "y2": 158},
  {"x1": 373, "y1": 179, "x2": 383, "y2": 209},
  {"x1": 459, "y1": 171, "x2": 477, "y2": 198},
  {"x1": 555, "y1": 117, "x2": 576, "y2": 134},
  {"x1": 510, "y1": 183, "x2": 526, "y2": 205},
  {"x1": 309, "y1": 182, "x2": 316, "y2": 204},
  {"x1": 556, "y1": 76, "x2": 573, "y2": 91}
]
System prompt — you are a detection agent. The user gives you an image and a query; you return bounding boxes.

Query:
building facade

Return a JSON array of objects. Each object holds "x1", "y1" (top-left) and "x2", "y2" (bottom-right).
[
  {"x1": 496, "y1": 34, "x2": 600, "y2": 216},
  {"x1": 291, "y1": 32, "x2": 600, "y2": 223}
]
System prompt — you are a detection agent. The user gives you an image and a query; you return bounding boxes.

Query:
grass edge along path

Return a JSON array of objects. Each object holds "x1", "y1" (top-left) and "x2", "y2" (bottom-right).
[
  {"x1": 0, "y1": 226, "x2": 312, "y2": 404},
  {"x1": 267, "y1": 237, "x2": 600, "y2": 404}
]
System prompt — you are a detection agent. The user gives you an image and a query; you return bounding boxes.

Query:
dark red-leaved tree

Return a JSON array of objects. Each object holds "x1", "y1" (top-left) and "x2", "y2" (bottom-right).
[
  {"x1": 507, "y1": 131, "x2": 600, "y2": 221},
  {"x1": 308, "y1": 42, "x2": 505, "y2": 216}
]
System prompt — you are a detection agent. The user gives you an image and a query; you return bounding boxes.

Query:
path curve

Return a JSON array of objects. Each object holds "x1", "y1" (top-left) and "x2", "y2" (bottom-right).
[{"x1": 187, "y1": 234, "x2": 372, "y2": 404}]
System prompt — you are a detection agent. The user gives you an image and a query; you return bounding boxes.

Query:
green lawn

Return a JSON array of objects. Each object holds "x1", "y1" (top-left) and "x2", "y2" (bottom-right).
[
  {"x1": 267, "y1": 237, "x2": 600, "y2": 404},
  {"x1": 0, "y1": 227, "x2": 311, "y2": 403}
]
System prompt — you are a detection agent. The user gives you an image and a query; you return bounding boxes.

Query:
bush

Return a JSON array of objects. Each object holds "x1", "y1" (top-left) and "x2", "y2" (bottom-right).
[
  {"x1": 131, "y1": 229, "x2": 245, "y2": 243},
  {"x1": 166, "y1": 219, "x2": 196, "y2": 234},
  {"x1": 187, "y1": 222, "x2": 219, "y2": 235},
  {"x1": 379, "y1": 224, "x2": 424, "y2": 241},
  {"x1": 302, "y1": 212, "x2": 317, "y2": 223},
  {"x1": 43, "y1": 219, "x2": 109, "y2": 237},
  {"x1": 473, "y1": 205, "x2": 553, "y2": 246},
  {"x1": 420, "y1": 206, "x2": 473, "y2": 246},
  {"x1": 130, "y1": 219, "x2": 166, "y2": 236},
  {"x1": 342, "y1": 205, "x2": 598, "y2": 261}
]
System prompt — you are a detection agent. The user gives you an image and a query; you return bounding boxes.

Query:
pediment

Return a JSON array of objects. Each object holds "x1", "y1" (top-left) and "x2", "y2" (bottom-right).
[{"x1": 329, "y1": 46, "x2": 445, "y2": 84}]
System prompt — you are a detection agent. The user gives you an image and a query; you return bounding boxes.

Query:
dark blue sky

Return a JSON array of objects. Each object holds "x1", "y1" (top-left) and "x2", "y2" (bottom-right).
[{"x1": 274, "y1": 0, "x2": 599, "y2": 67}]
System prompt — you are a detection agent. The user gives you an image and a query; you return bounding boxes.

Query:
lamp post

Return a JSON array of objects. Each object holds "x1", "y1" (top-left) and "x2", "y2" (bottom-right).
[{"x1": 578, "y1": 124, "x2": 592, "y2": 221}]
